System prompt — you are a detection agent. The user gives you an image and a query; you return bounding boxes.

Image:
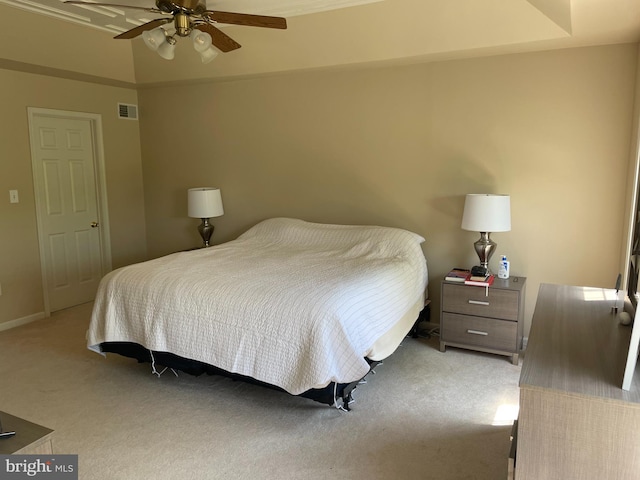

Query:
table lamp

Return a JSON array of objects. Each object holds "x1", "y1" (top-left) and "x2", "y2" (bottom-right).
[
  {"x1": 461, "y1": 193, "x2": 511, "y2": 273},
  {"x1": 188, "y1": 187, "x2": 224, "y2": 247}
]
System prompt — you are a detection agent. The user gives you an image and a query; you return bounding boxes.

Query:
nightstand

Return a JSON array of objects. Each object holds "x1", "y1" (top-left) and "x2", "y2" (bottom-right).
[{"x1": 439, "y1": 276, "x2": 526, "y2": 365}]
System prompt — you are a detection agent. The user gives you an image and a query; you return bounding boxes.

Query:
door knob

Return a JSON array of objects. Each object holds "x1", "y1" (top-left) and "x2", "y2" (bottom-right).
[{"x1": 91, "y1": 221, "x2": 99, "y2": 228}]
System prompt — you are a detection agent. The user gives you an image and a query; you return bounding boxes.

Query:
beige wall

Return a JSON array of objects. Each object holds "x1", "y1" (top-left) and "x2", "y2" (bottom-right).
[
  {"x1": 138, "y1": 43, "x2": 638, "y2": 336},
  {"x1": 0, "y1": 4, "x2": 135, "y2": 85},
  {"x1": 0, "y1": 70, "x2": 147, "y2": 326},
  {"x1": 0, "y1": 29, "x2": 636, "y2": 339}
]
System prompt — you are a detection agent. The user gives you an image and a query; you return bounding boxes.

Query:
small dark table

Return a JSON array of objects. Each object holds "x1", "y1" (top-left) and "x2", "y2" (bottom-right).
[{"x1": 0, "y1": 411, "x2": 54, "y2": 454}]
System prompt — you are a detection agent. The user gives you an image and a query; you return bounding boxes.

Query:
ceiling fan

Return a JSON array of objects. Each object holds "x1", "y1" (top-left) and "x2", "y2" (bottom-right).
[{"x1": 64, "y1": 0, "x2": 287, "y2": 56}]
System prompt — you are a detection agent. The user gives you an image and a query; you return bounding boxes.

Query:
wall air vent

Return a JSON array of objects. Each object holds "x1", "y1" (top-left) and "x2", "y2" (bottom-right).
[{"x1": 118, "y1": 103, "x2": 138, "y2": 120}]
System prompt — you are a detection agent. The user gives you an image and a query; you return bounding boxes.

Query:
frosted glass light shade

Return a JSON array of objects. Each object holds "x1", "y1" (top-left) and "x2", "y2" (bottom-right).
[
  {"x1": 188, "y1": 188, "x2": 224, "y2": 218},
  {"x1": 461, "y1": 194, "x2": 511, "y2": 232},
  {"x1": 191, "y1": 30, "x2": 213, "y2": 52},
  {"x1": 199, "y1": 46, "x2": 219, "y2": 64},
  {"x1": 156, "y1": 41, "x2": 176, "y2": 60},
  {"x1": 142, "y1": 28, "x2": 166, "y2": 51}
]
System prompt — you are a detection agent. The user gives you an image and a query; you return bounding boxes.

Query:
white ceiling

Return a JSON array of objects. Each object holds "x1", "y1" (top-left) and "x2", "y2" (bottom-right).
[
  {"x1": 1, "y1": 0, "x2": 640, "y2": 84},
  {"x1": 4, "y1": 0, "x2": 640, "y2": 49},
  {"x1": 0, "y1": 0, "x2": 385, "y2": 35}
]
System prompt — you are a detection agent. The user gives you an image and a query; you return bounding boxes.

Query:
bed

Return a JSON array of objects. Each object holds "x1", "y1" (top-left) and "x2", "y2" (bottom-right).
[{"x1": 88, "y1": 217, "x2": 429, "y2": 409}]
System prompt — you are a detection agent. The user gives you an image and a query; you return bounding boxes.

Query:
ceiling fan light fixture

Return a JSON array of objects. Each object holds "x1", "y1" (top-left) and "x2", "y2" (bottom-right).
[
  {"x1": 65, "y1": 0, "x2": 288, "y2": 63},
  {"x1": 142, "y1": 27, "x2": 167, "y2": 51},
  {"x1": 199, "y1": 46, "x2": 219, "y2": 64},
  {"x1": 191, "y1": 30, "x2": 213, "y2": 52}
]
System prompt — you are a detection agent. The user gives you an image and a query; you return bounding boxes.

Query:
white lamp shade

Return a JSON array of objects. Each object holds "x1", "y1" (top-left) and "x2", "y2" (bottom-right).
[
  {"x1": 461, "y1": 194, "x2": 511, "y2": 232},
  {"x1": 188, "y1": 187, "x2": 224, "y2": 218},
  {"x1": 142, "y1": 28, "x2": 166, "y2": 51}
]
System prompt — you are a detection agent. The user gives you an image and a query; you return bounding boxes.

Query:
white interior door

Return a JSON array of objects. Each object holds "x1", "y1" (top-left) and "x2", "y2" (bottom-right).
[{"x1": 29, "y1": 110, "x2": 110, "y2": 313}]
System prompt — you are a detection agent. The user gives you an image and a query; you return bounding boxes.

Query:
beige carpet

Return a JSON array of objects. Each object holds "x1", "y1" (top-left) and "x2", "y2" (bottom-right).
[{"x1": 0, "y1": 303, "x2": 520, "y2": 479}]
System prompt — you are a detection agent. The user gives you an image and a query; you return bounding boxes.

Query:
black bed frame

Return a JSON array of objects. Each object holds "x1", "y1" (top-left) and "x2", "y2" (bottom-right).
[
  {"x1": 98, "y1": 307, "x2": 431, "y2": 409},
  {"x1": 99, "y1": 342, "x2": 378, "y2": 410}
]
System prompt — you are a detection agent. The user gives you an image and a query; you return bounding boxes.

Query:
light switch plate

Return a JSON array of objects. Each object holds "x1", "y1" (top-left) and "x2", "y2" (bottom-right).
[{"x1": 9, "y1": 190, "x2": 18, "y2": 203}]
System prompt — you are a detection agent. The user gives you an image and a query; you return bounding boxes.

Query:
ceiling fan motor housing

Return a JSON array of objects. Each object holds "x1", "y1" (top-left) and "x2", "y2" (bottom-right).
[{"x1": 174, "y1": 12, "x2": 192, "y2": 37}]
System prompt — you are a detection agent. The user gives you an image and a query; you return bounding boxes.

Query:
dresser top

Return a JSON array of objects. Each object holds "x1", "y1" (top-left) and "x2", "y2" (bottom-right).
[{"x1": 520, "y1": 283, "x2": 640, "y2": 403}]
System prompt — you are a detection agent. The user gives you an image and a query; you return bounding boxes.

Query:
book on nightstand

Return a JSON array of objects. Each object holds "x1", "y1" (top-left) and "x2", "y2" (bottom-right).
[
  {"x1": 445, "y1": 268, "x2": 471, "y2": 282},
  {"x1": 464, "y1": 274, "x2": 495, "y2": 286}
]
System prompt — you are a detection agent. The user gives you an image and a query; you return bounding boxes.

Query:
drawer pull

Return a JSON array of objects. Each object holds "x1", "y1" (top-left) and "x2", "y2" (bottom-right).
[
  {"x1": 468, "y1": 300, "x2": 490, "y2": 306},
  {"x1": 467, "y1": 329, "x2": 489, "y2": 336}
]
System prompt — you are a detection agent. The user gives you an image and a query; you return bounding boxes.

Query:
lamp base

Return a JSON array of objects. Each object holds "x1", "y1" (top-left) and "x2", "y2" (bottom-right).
[
  {"x1": 473, "y1": 232, "x2": 497, "y2": 274},
  {"x1": 198, "y1": 218, "x2": 214, "y2": 247}
]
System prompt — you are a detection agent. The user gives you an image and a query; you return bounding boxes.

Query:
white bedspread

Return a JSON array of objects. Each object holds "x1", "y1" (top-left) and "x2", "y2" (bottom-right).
[{"x1": 88, "y1": 218, "x2": 428, "y2": 395}]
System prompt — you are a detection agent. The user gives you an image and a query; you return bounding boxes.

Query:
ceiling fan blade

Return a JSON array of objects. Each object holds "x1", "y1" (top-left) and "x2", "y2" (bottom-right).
[
  {"x1": 114, "y1": 18, "x2": 172, "y2": 39},
  {"x1": 204, "y1": 11, "x2": 287, "y2": 30},
  {"x1": 64, "y1": 1, "x2": 163, "y2": 14},
  {"x1": 195, "y1": 23, "x2": 241, "y2": 52}
]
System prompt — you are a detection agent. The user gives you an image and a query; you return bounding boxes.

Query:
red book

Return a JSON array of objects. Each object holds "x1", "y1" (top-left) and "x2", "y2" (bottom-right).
[{"x1": 464, "y1": 274, "x2": 495, "y2": 287}]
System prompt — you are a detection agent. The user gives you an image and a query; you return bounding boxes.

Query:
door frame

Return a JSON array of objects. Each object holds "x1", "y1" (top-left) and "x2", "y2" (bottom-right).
[{"x1": 27, "y1": 107, "x2": 112, "y2": 316}]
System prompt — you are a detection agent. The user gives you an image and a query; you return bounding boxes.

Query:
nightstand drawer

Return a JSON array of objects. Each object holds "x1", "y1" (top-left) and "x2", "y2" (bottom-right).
[
  {"x1": 442, "y1": 283, "x2": 519, "y2": 321},
  {"x1": 441, "y1": 312, "x2": 518, "y2": 352}
]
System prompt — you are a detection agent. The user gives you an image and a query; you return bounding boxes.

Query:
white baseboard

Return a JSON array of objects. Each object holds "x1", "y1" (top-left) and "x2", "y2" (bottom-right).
[{"x1": 0, "y1": 312, "x2": 46, "y2": 332}]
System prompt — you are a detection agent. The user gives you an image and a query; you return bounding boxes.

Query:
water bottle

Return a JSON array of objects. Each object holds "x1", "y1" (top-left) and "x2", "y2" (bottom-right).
[{"x1": 498, "y1": 255, "x2": 510, "y2": 279}]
